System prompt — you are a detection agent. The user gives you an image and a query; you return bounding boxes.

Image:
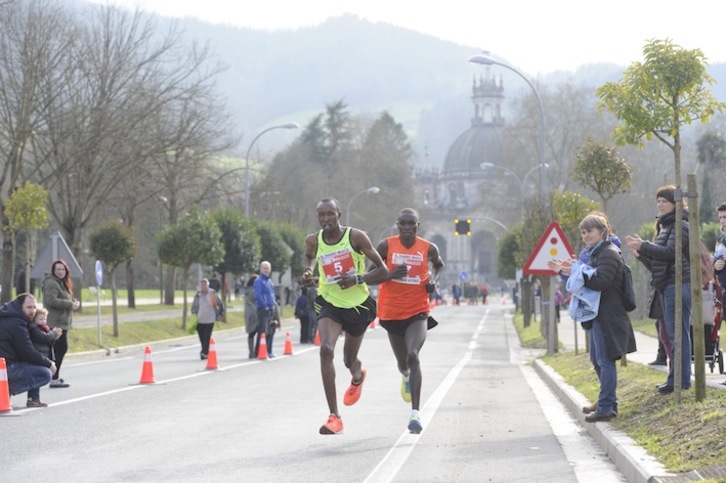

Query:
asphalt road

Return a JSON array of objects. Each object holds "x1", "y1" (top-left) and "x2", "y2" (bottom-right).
[{"x1": 1, "y1": 302, "x2": 626, "y2": 483}]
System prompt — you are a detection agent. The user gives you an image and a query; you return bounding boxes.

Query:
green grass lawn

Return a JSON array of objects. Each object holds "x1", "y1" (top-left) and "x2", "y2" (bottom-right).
[{"x1": 68, "y1": 311, "x2": 246, "y2": 352}]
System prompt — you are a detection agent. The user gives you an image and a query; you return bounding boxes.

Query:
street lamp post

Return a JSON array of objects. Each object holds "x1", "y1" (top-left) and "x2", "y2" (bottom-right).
[
  {"x1": 244, "y1": 122, "x2": 299, "y2": 217},
  {"x1": 471, "y1": 53, "x2": 554, "y2": 355},
  {"x1": 157, "y1": 195, "x2": 168, "y2": 304},
  {"x1": 346, "y1": 186, "x2": 380, "y2": 226},
  {"x1": 469, "y1": 54, "x2": 548, "y2": 203},
  {"x1": 481, "y1": 162, "x2": 549, "y2": 212}
]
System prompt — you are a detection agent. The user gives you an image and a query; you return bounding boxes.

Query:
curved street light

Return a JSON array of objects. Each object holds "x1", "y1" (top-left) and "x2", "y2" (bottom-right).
[
  {"x1": 469, "y1": 54, "x2": 548, "y2": 205},
  {"x1": 244, "y1": 122, "x2": 299, "y2": 217},
  {"x1": 480, "y1": 162, "x2": 550, "y2": 212},
  {"x1": 346, "y1": 186, "x2": 380, "y2": 226}
]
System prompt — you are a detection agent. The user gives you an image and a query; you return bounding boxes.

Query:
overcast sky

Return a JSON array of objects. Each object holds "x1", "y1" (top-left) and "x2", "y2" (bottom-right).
[{"x1": 86, "y1": 0, "x2": 724, "y2": 75}]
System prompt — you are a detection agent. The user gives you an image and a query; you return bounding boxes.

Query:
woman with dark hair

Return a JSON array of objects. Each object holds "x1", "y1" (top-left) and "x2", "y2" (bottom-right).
[
  {"x1": 42, "y1": 259, "x2": 80, "y2": 388},
  {"x1": 626, "y1": 184, "x2": 692, "y2": 395}
]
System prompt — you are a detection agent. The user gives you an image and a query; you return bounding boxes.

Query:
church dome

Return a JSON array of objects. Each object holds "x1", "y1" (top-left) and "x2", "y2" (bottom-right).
[
  {"x1": 442, "y1": 73, "x2": 505, "y2": 177},
  {"x1": 442, "y1": 125, "x2": 503, "y2": 176}
]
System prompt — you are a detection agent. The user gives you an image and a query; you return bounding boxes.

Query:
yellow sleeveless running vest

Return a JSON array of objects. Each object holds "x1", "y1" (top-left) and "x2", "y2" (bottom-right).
[{"x1": 316, "y1": 227, "x2": 369, "y2": 309}]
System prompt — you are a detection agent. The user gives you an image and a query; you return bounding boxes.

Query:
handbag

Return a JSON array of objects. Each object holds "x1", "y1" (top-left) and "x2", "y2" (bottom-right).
[{"x1": 647, "y1": 287, "x2": 662, "y2": 319}]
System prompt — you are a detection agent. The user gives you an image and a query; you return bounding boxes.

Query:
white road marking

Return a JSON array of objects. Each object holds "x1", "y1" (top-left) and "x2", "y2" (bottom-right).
[{"x1": 362, "y1": 310, "x2": 487, "y2": 483}]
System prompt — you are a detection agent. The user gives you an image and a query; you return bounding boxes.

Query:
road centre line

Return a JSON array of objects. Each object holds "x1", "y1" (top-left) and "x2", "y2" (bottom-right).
[{"x1": 362, "y1": 309, "x2": 488, "y2": 483}]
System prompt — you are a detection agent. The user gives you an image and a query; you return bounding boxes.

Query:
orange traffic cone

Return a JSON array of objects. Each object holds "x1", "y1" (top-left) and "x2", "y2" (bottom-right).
[
  {"x1": 139, "y1": 346, "x2": 155, "y2": 384},
  {"x1": 313, "y1": 329, "x2": 321, "y2": 346},
  {"x1": 257, "y1": 333, "x2": 269, "y2": 359},
  {"x1": 0, "y1": 358, "x2": 12, "y2": 413},
  {"x1": 283, "y1": 331, "x2": 294, "y2": 355},
  {"x1": 206, "y1": 338, "x2": 219, "y2": 370}
]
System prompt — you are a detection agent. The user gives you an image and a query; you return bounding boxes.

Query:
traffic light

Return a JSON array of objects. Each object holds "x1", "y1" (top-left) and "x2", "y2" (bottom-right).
[{"x1": 454, "y1": 218, "x2": 471, "y2": 236}]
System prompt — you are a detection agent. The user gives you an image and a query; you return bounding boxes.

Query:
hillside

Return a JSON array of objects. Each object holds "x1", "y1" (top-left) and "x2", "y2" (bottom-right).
[{"x1": 76, "y1": 2, "x2": 726, "y2": 170}]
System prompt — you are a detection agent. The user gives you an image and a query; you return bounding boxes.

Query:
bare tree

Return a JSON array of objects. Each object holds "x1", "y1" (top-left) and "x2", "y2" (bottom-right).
[
  {"x1": 0, "y1": 0, "x2": 75, "y2": 302},
  {"x1": 18, "y1": 6, "x2": 235, "y2": 306}
]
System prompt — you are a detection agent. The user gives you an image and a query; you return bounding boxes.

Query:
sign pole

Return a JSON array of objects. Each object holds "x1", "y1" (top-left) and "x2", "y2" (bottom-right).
[
  {"x1": 95, "y1": 260, "x2": 103, "y2": 347},
  {"x1": 521, "y1": 221, "x2": 574, "y2": 357},
  {"x1": 547, "y1": 277, "x2": 556, "y2": 355}
]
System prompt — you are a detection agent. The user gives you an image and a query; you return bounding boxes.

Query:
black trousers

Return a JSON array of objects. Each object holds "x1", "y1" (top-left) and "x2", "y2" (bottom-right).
[
  {"x1": 52, "y1": 329, "x2": 68, "y2": 380},
  {"x1": 196, "y1": 323, "x2": 214, "y2": 355}
]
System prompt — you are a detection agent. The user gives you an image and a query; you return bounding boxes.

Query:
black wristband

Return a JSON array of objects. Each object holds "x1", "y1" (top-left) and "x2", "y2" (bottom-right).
[{"x1": 356, "y1": 274, "x2": 365, "y2": 285}]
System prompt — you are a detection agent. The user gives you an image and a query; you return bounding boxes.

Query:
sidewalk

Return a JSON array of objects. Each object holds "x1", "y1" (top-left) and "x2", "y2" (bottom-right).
[{"x1": 535, "y1": 310, "x2": 726, "y2": 483}]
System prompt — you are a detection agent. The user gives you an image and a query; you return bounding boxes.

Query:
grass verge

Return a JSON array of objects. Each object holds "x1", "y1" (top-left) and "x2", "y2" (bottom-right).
[
  {"x1": 514, "y1": 313, "x2": 726, "y2": 475},
  {"x1": 68, "y1": 311, "x2": 246, "y2": 352}
]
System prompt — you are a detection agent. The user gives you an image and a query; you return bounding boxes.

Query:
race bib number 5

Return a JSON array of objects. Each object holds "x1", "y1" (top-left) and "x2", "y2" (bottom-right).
[{"x1": 319, "y1": 249, "x2": 355, "y2": 282}]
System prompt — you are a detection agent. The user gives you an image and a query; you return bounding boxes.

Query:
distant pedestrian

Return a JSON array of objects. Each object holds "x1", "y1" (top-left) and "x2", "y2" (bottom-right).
[
  {"x1": 295, "y1": 288, "x2": 311, "y2": 343},
  {"x1": 451, "y1": 283, "x2": 461, "y2": 305},
  {"x1": 244, "y1": 274, "x2": 259, "y2": 358},
  {"x1": 480, "y1": 283, "x2": 489, "y2": 305},
  {"x1": 191, "y1": 278, "x2": 224, "y2": 360},
  {"x1": 42, "y1": 259, "x2": 80, "y2": 389},
  {"x1": 253, "y1": 261, "x2": 276, "y2": 358},
  {"x1": 234, "y1": 277, "x2": 243, "y2": 300},
  {"x1": 208, "y1": 273, "x2": 221, "y2": 292}
]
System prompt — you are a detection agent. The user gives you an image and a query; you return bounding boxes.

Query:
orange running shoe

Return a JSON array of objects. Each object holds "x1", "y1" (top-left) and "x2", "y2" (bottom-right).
[
  {"x1": 343, "y1": 368, "x2": 367, "y2": 406},
  {"x1": 319, "y1": 414, "x2": 344, "y2": 434}
]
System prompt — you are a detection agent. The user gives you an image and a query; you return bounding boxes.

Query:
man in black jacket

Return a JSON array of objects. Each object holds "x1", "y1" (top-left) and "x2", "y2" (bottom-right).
[{"x1": 0, "y1": 294, "x2": 56, "y2": 401}]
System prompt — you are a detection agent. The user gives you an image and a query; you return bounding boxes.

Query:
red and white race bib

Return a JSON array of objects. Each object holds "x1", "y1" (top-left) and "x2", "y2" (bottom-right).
[
  {"x1": 319, "y1": 249, "x2": 356, "y2": 283},
  {"x1": 391, "y1": 252, "x2": 424, "y2": 285}
]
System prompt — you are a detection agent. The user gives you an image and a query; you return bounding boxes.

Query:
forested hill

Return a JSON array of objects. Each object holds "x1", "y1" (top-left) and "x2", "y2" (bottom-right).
[{"x1": 77, "y1": 2, "x2": 726, "y2": 165}]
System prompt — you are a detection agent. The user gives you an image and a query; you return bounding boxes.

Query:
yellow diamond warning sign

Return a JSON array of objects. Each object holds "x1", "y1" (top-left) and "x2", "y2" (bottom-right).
[{"x1": 522, "y1": 221, "x2": 575, "y2": 275}]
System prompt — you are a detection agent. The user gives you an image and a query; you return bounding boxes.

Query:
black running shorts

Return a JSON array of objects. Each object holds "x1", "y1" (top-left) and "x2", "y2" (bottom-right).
[
  {"x1": 315, "y1": 295, "x2": 377, "y2": 337},
  {"x1": 380, "y1": 313, "x2": 428, "y2": 337}
]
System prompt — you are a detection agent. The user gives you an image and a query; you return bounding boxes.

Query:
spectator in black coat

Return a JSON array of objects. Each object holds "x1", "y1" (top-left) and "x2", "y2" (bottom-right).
[{"x1": 0, "y1": 295, "x2": 57, "y2": 407}]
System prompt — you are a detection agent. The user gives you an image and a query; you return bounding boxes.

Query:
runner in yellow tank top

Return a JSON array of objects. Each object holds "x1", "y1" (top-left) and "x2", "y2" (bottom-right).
[
  {"x1": 302, "y1": 198, "x2": 389, "y2": 435},
  {"x1": 376, "y1": 208, "x2": 444, "y2": 434}
]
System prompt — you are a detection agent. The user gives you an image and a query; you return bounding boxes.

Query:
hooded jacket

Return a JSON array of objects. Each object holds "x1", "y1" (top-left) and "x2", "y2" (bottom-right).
[{"x1": 0, "y1": 299, "x2": 53, "y2": 368}]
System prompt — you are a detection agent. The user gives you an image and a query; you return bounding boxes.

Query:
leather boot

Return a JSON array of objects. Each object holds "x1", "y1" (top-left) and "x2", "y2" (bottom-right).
[
  {"x1": 248, "y1": 336, "x2": 255, "y2": 359},
  {"x1": 581, "y1": 403, "x2": 597, "y2": 414}
]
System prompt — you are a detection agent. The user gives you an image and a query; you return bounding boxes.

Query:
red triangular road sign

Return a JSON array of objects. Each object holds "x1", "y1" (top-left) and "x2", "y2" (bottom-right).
[{"x1": 523, "y1": 221, "x2": 575, "y2": 275}]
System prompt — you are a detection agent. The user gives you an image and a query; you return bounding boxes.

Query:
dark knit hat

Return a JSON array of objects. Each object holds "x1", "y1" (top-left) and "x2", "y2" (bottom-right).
[{"x1": 656, "y1": 185, "x2": 676, "y2": 204}]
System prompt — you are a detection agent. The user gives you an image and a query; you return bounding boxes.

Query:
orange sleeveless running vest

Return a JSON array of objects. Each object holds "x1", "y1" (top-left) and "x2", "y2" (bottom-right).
[{"x1": 378, "y1": 236, "x2": 431, "y2": 321}]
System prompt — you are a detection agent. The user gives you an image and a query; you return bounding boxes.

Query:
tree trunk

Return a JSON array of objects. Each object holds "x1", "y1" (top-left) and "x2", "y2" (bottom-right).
[
  {"x1": 1, "y1": 220, "x2": 15, "y2": 303},
  {"x1": 521, "y1": 279, "x2": 533, "y2": 327},
  {"x1": 164, "y1": 265, "x2": 176, "y2": 305},
  {"x1": 111, "y1": 266, "x2": 119, "y2": 337},
  {"x1": 125, "y1": 260, "x2": 136, "y2": 309},
  {"x1": 220, "y1": 272, "x2": 228, "y2": 322},
  {"x1": 181, "y1": 267, "x2": 189, "y2": 330}
]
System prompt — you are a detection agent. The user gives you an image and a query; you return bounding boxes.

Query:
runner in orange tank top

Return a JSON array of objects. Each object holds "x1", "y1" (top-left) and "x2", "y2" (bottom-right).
[{"x1": 375, "y1": 208, "x2": 444, "y2": 434}]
